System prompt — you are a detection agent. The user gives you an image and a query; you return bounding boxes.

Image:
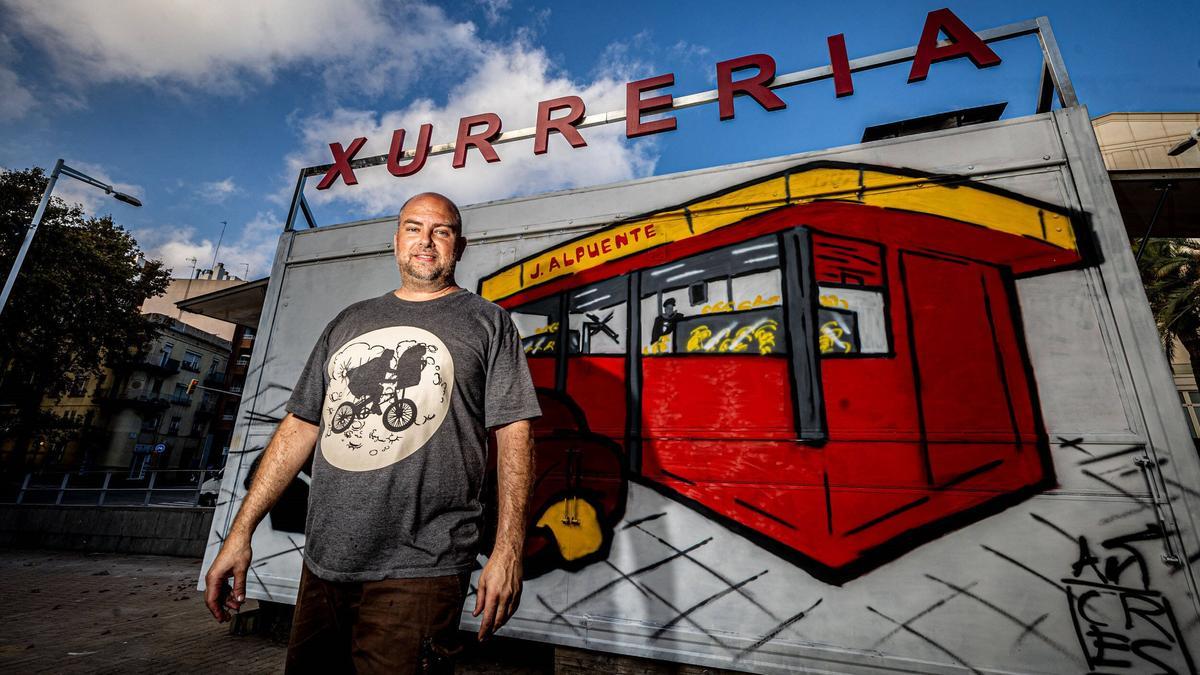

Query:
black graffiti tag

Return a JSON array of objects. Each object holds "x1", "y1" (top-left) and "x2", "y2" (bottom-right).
[{"x1": 1064, "y1": 524, "x2": 1196, "y2": 674}]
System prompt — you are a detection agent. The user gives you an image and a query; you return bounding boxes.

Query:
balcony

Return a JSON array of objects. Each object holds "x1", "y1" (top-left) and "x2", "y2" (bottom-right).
[
  {"x1": 95, "y1": 390, "x2": 171, "y2": 412},
  {"x1": 141, "y1": 357, "x2": 180, "y2": 375},
  {"x1": 193, "y1": 399, "x2": 216, "y2": 420},
  {"x1": 180, "y1": 361, "x2": 201, "y2": 374},
  {"x1": 204, "y1": 372, "x2": 226, "y2": 387},
  {"x1": 169, "y1": 394, "x2": 192, "y2": 406}
]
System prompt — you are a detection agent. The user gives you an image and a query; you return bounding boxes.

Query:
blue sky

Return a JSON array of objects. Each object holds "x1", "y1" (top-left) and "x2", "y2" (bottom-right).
[{"x1": 0, "y1": 0, "x2": 1195, "y2": 279}]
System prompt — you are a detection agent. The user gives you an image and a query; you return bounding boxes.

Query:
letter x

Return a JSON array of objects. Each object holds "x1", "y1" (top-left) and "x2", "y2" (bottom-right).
[{"x1": 316, "y1": 137, "x2": 368, "y2": 190}]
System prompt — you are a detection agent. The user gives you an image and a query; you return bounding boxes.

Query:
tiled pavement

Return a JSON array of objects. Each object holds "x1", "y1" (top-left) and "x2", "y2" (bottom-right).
[{"x1": 0, "y1": 548, "x2": 552, "y2": 674}]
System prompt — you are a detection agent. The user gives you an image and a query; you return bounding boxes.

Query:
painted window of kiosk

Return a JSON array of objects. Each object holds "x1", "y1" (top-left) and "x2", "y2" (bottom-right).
[
  {"x1": 640, "y1": 234, "x2": 786, "y2": 355},
  {"x1": 813, "y1": 234, "x2": 889, "y2": 357},
  {"x1": 568, "y1": 276, "x2": 628, "y2": 355},
  {"x1": 511, "y1": 295, "x2": 561, "y2": 356}
]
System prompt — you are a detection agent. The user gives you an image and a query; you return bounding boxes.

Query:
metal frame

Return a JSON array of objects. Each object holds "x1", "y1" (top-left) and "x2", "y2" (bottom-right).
[
  {"x1": 281, "y1": 15, "x2": 1079, "y2": 232},
  {"x1": 10, "y1": 468, "x2": 220, "y2": 507}
]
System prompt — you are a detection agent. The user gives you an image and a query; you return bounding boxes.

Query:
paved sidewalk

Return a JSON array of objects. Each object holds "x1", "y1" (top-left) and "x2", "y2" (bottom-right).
[{"x1": 0, "y1": 548, "x2": 551, "y2": 674}]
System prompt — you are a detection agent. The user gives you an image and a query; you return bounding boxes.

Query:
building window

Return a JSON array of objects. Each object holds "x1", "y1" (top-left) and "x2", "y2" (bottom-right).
[
  {"x1": 191, "y1": 417, "x2": 206, "y2": 435},
  {"x1": 160, "y1": 342, "x2": 174, "y2": 367},
  {"x1": 1180, "y1": 390, "x2": 1200, "y2": 438},
  {"x1": 209, "y1": 358, "x2": 221, "y2": 374},
  {"x1": 813, "y1": 235, "x2": 890, "y2": 357},
  {"x1": 640, "y1": 235, "x2": 785, "y2": 356},
  {"x1": 68, "y1": 375, "x2": 89, "y2": 397},
  {"x1": 173, "y1": 382, "x2": 189, "y2": 402},
  {"x1": 569, "y1": 277, "x2": 628, "y2": 355},
  {"x1": 235, "y1": 354, "x2": 251, "y2": 367},
  {"x1": 142, "y1": 414, "x2": 161, "y2": 432},
  {"x1": 182, "y1": 351, "x2": 202, "y2": 372},
  {"x1": 168, "y1": 416, "x2": 182, "y2": 434},
  {"x1": 511, "y1": 295, "x2": 561, "y2": 356}
]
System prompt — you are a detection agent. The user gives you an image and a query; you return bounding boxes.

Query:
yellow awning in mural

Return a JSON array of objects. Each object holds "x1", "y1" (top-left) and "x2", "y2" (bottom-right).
[{"x1": 480, "y1": 163, "x2": 1079, "y2": 302}]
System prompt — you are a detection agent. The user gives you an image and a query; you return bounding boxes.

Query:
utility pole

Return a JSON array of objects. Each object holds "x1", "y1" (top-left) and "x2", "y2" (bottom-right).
[{"x1": 209, "y1": 220, "x2": 228, "y2": 274}]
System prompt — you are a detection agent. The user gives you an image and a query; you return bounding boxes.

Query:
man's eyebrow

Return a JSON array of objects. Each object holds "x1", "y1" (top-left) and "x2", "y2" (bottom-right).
[{"x1": 399, "y1": 216, "x2": 456, "y2": 228}]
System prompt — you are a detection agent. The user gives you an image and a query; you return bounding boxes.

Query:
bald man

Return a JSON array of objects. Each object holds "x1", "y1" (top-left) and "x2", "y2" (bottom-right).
[{"x1": 205, "y1": 193, "x2": 540, "y2": 673}]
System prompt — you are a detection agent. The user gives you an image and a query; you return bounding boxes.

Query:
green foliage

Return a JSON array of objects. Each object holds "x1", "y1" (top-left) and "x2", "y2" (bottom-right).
[
  {"x1": 1136, "y1": 238, "x2": 1200, "y2": 371},
  {"x1": 0, "y1": 166, "x2": 171, "y2": 400}
]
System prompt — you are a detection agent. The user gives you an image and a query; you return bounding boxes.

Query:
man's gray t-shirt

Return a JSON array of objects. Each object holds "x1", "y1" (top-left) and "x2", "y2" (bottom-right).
[{"x1": 286, "y1": 289, "x2": 541, "y2": 582}]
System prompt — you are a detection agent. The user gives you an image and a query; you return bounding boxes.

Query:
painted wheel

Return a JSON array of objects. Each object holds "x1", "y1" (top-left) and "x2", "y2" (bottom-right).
[
  {"x1": 331, "y1": 402, "x2": 356, "y2": 433},
  {"x1": 382, "y1": 398, "x2": 417, "y2": 431}
]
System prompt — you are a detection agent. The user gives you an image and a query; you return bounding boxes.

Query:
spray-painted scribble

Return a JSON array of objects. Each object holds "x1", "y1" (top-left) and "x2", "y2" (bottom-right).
[{"x1": 1066, "y1": 523, "x2": 1197, "y2": 673}]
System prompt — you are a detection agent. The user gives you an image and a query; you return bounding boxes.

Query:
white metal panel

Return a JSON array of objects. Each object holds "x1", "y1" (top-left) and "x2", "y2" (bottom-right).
[{"x1": 203, "y1": 110, "x2": 1200, "y2": 674}]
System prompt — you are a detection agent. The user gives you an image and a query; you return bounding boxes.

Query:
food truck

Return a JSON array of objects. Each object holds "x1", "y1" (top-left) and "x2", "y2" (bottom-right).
[{"x1": 202, "y1": 13, "x2": 1200, "y2": 674}]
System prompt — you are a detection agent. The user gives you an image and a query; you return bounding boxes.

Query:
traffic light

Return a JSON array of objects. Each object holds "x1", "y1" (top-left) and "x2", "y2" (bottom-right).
[{"x1": 187, "y1": 378, "x2": 199, "y2": 395}]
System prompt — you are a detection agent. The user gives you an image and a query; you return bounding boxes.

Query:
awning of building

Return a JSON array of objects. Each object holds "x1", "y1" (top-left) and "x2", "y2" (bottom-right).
[
  {"x1": 175, "y1": 277, "x2": 268, "y2": 328},
  {"x1": 1110, "y1": 169, "x2": 1200, "y2": 239}
]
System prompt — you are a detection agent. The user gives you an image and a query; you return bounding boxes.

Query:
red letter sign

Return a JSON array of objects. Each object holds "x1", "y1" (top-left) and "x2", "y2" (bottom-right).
[
  {"x1": 827, "y1": 34, "x2": 854, "y2": 97},
  {"x1": 452, "y1": 113, "x2": 503, "y2": 169},
  {"x1": 716, "y1": 54, "x2": 786, "y2": 121},
  {"x1": 534, "y1": 96, "x2": 588, "y2": 155},
  {"x1": 387, "y1": 124, "x2": 433, "y2": 178},
  {"x1": 316, "y1": 137, "x2": 367, "y2": 190},
  {"x1": 626, "y1": 73, "x2": 677, "y2": 138},
  {"x1": 908, "y1": 8, "x2": 1001, "y2": 83}
]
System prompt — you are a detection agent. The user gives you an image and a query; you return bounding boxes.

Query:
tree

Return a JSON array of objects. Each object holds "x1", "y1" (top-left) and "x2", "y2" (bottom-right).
[
  {"x1": 1135, "y1": 239, "x2": 1200, "y2": 385},
  {"x1": 0, "y1": 166, "x2": 171, "y2": 470}
]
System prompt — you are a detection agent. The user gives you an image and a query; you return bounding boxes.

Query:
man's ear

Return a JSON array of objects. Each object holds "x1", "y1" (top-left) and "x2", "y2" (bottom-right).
[{"x1": 456, "y1": 235, "x2": 468, "y2": 261}]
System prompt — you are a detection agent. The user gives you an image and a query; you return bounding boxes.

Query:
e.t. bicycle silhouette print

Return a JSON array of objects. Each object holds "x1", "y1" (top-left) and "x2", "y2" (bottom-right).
[{"x1": 330, "y1": 343, "x2": 429, "y2": 434}]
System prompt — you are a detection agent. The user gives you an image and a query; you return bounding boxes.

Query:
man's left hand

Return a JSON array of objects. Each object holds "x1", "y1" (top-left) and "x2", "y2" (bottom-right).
[{"x1": 472, "y1": 552, "x2": 522, "y2": 640}]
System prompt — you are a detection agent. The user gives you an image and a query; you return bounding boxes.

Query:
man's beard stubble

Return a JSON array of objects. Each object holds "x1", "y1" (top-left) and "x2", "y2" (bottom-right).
[{"x1": 401, "y1": 255, "x2": 455, "y2": 288}]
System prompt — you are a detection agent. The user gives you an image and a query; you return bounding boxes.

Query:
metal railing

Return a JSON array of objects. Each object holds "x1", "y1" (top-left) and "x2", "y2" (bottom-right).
[{"x1": 4, "y1": 468, "x2": 223, "y2": 508}]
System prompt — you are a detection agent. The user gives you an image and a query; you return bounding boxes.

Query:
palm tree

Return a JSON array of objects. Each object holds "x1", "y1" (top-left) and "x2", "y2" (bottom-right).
[{"x1": 1136, "y1": 239, "x2": 1200, "y2": 384}]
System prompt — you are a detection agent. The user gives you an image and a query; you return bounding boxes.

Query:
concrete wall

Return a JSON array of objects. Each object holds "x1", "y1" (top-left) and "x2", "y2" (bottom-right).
[
  {"x1": 0, "y1": 505, "x2": 213, "y2": 557},
  {"x1": 1093, "y1": 111, "x2": 1200, "y2": 170}
]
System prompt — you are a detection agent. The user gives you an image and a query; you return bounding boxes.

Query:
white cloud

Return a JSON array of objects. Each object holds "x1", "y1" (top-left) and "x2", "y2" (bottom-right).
[
  {"x1": 284, "y1": 36, "x2": 659, "y2": 217},
  {"x1": 0, "y1": 0, "x2": 477, "y2": 98},
  {"x1": 134, "y1": 211, "x2": 281, "y2": 279},
  {"x1": 198, "y1": 177, "x2": 240, "y2": 203},
  {"x1": 477, "y1": 0, "x2": 511, "y2": 25},
  {"x1": 0, "y1": 33, "x2": 35, "y2": 120},
  {"x1": 54, "y1": 161, "x2": 144, "y2": 217},
  {"x1": 0, "y1": 65, "x2": 34, "y2": 121}
]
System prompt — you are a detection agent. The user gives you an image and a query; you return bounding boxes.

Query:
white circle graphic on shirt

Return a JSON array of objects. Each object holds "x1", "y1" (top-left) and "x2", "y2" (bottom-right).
[{"x1": 320, "y1": 326, "x2": 455, "y2": 472}]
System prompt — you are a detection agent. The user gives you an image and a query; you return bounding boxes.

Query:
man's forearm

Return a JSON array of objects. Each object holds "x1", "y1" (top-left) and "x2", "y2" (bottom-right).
[
  {"x1": 492, "y1": 420, "x2": 534, "y2": 560},
  {"x1": 228, "y1": 413, "x2": 318, "y2": 541}
]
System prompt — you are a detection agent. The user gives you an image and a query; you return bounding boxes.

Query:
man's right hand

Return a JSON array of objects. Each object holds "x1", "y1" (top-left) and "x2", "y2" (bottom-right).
[{"x1": 204, "y1": 533, "x2": 252, "y2": 622}]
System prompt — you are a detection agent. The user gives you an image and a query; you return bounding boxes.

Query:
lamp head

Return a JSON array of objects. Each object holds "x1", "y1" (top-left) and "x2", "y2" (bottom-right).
[
  {"x1": 113, "y1": 191, "x2": 143, "y2": 208},
  {"x1": 1167, "y1": 128, "x2": 1200, "y2": 157}
]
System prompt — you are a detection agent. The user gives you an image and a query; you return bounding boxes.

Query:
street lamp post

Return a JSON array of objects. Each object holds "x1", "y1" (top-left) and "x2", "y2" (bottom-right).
[{"x1": 0, "y1": 159, "x2": 143, "y2": 318}]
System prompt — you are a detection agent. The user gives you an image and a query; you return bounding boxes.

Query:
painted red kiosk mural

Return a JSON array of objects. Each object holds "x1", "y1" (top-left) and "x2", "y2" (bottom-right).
[{"x1": 479, "y1": 161, "x2": 1088, "y2": 583}]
